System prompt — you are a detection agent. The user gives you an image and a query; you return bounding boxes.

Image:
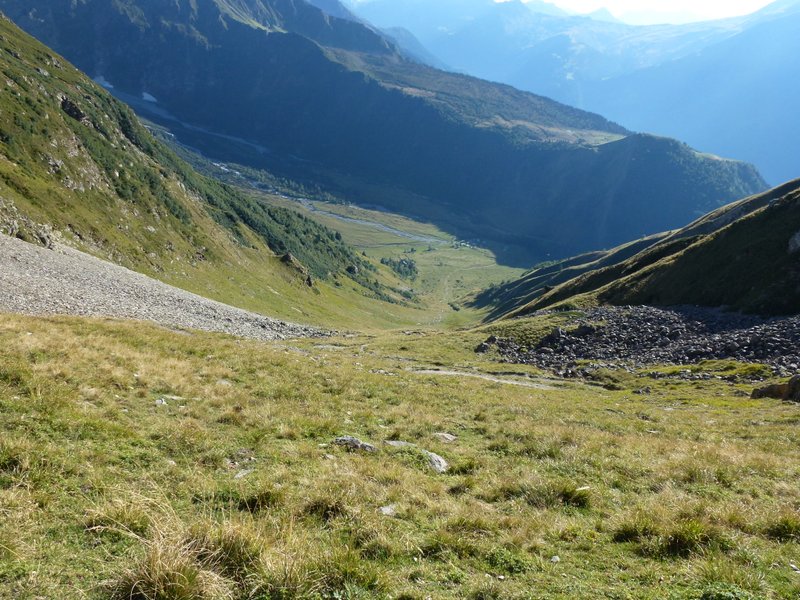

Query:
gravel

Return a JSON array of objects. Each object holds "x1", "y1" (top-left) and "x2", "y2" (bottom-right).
[
  {"x1": 0, "y1": 234, "x2": 327, "y2": 341},
  {"x1": 481, "y1": 306, "x2": 800, "y2": 377}
]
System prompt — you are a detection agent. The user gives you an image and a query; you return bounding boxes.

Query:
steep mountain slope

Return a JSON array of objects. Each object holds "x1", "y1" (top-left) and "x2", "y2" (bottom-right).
[
  {"x1": 0, "y1": 0, "x2": 766, "y2": 265},
  {"x1": 352, "y1": 0, "x2": 799, "y2": 184},
  {"x1": 0, "y1": 13, "x2": 404, "y2": 324},
  {"x1": 483, "y1": 180, "x2": 800, "y2": 318},
  {"x1": 586, "y1": 11, "x2": 800, "y2": 185}
]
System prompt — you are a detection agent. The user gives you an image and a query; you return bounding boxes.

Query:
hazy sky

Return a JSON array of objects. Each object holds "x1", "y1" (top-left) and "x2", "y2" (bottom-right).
[{"x1": 540, "y1": 0, "x2": 777, "y2": 24}]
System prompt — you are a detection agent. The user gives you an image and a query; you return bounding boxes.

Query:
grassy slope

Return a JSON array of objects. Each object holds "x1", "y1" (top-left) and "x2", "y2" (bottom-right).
[
  {"x1": 1, "y1": 313, "x2": 799, "y2": 599},
  {"x1": 490, "y1": 180, "x2": 800, "y2": 319}
]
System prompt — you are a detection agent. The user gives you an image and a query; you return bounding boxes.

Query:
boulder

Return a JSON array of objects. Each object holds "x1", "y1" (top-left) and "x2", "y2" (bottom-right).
[
  {"x1": 786, "y1": 375, "x2": 800, "y2": 402},
  {"x1": 751, "y1": 383, "x2": 789, "y2": 399},
  {"x1": 751, "y1": 375, "x2": 800, "y2": 401},
  {"x1": 60, "y1": 96, "x2": 85, "y2": 121}
]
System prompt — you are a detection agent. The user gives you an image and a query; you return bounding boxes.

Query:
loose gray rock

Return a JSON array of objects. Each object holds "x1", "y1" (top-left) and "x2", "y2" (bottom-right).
[
  {"x1": 0, "y1": 234, "x2": 328, "y2": 342},
  {"x1": 550, "y1": 555, "x2": 561, "y2": 564},
  {"x1": 333, "y1": 436, "x2": 378, "y2": 453},
  {"x1": 384, "y1": 440, "x2": 414, "y2": 449},
  {"x1": 423, "y1": 450, "x2": 449, "y2": 474},
  {"x1": 482, "y1": 305, "x2": 800, "y2": 376},
  {"x1": 379, "y1": 504, "x2": 397, "y2": 517},
  {"x1": 433, "y1": 432, "x2": 457, "y2": 443}
]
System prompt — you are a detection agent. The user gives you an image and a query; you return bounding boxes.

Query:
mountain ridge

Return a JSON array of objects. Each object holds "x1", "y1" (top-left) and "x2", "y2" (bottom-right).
[
  {"x1": 478, "y1": 179, "x2": 800, "y2": 318},
  {"x1": 0, "y1": 0, "x2": 767, "y2": 265}
]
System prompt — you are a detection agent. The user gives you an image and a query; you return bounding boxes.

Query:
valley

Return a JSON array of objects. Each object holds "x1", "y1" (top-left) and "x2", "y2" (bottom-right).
[{"x1": 0, "y1": 3, "x2": 798, "y2": 600}]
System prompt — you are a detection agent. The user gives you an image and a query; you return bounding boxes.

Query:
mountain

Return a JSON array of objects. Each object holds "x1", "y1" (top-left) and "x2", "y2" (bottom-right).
[
  {"x1": 352, "y1": 0, "x2": 799, "y2": 185},
  {"x1": 0, "y1": 0, "x2": 766, "y2": 265},
  {"x1": 585, "y1": 10, "x2": 800, "y2": 186},
  {"x1": 479, "y1": 180, "x2": 800, "y2": 318},
  {"x1": 380, "y1": 26, "x2": 448, "y2": 68},
  {"x1": 0, "y1": 12, "x2": 402, "y2": 320}
]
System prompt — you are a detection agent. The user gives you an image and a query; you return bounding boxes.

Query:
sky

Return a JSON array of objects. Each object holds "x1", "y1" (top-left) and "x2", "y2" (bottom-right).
[{"x1": 538, "y1": 0, "x2": 777, "y2": 24}]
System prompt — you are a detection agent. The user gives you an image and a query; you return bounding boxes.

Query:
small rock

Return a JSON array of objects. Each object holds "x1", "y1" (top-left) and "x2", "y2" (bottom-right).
[
  {"x1": 379, "y1": 504, "x2": 397, "y2": 517},
  {"x1": 423, "y1": 450, "x2": 449, "y2": 474},
  {"x1": 155, "y1": 398, "x2": 168, "y2": 406},
  {"x1": 433, "y1": 432, "x2": 457, "y2": 443},
  {"x1": 333, "y1": 436, "x2": 378, "y2": 453},
  {"x1": 234, "y1": 469, "x2": 254, "y2": 479},
  {"x1": 385, "y1": 440, "x2": 414, "y2": 449},
  {"x1": 550, "y1": 555, "x2": 560, "y2": 564}
]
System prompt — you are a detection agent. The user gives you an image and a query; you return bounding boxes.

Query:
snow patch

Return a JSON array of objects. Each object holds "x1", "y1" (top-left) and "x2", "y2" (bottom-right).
[
  {"x1": 142, "y1": 92, "x2": 158, "y2": 103},
  {"x1": 93, "y1": 75, "x2": 114, "y2": 89}
]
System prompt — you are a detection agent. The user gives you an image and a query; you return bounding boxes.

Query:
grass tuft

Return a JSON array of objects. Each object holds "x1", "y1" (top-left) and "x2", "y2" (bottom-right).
[
  {"x1": 109, "y1": 534, "x2": 235, "y2": 600},
  {"x1": 762, "y1": 511, "x2": 800, "y2": 542}
]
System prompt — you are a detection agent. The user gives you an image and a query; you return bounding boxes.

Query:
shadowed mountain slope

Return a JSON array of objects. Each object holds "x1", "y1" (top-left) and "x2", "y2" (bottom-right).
[
  {"x1": 479, "y1": 180, "x2": 800, "y2": 318},
  {"x1": 0, "y1": 0, "x2": 766, "y2": 265}
]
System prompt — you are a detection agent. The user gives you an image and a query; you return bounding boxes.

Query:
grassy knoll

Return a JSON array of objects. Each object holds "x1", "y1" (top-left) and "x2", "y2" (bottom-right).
[{"x1": 1, "y1": 313, "x2": 799, "y2": 599}]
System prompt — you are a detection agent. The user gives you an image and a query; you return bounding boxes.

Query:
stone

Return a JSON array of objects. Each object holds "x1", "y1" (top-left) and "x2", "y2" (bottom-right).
[
  {"x1": 234, "y1": 469, "x2": 254, "y2": 479},
  {"x1": 752, "y1": 382, "x2": 789, "y2": 400},
  {"x1": 550, "y1": 555, "x2": 561, "y2": 564},
  {"x1": 379, "y1": 504, "x2": 397, "y2": 517},
  {"x1": 433, "y1": 432, "x2": 457, "y2": 443},
  {"x1": 155, "y1": 398, "x2": 168, "y2": 406},
  {"x1": 384, "y1": 440, "x2": 414, "y2": 449},
  {"x1": 333, "y1": 436, "x2": 378, "y2": 453},
  {"x1": 423, "y1": 450, "x2": 449, "y2": 474},
  {"x1": 785, "y1": 374, "x2": 800, "y2": 402}
]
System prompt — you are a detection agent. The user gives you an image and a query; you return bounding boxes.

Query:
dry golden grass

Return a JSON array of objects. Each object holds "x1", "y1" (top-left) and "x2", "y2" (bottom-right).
[{"x1": 1, "y1": 313, "x2": 799, "y2": 598}]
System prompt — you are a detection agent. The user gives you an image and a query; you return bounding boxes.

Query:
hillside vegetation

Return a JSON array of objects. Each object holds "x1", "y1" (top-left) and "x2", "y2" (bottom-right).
[
  {"x1": 482, "y1": 180, "x2": 800, "y2": 319},
  {"x1": 0, "y1": 0, "x2": 767, "y2": 264}
]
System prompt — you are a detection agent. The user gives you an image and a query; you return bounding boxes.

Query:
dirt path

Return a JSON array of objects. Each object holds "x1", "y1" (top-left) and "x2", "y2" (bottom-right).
[{"x1": 411, "y1": 368, "x2": 558, "y2": 390}]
